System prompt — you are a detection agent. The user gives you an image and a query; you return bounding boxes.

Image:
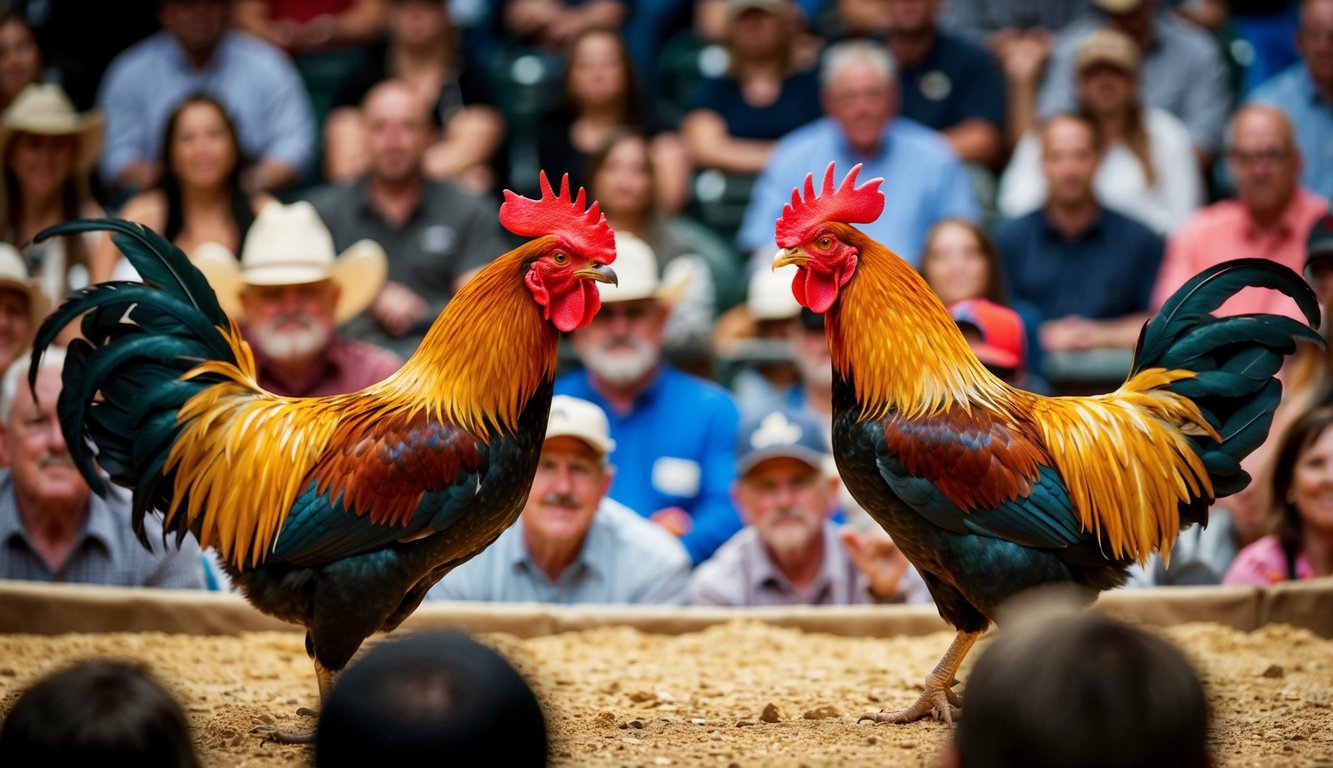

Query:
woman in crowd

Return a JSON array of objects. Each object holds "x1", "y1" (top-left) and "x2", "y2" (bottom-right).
[
  {"x1": 0, "y1": 243, "x2": 48, "y2": 371},
  {"x1": 0, "y1": 10, "x2": 43, "y2": 115},
  {"x1": 0, "y1": 83, "x2": 103, "y2": 306},
  {"x1": 90, "y1": 94, "x2": 272, "y2": 283},
  {"x1": 1224, "y1": 405, "x2": 1333, "y2": 586}
]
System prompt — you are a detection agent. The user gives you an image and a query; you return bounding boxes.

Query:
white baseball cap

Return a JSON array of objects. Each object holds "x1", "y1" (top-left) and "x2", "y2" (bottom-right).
[{"x1": 546, "y1": 395, "x2": 616, "y2": 455}]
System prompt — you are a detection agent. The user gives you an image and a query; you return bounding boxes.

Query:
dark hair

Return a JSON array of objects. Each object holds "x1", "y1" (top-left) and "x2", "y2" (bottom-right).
[
  {"x1": 156, "y1": 93, "x2": 253, "y2": 249},
  {"x1": 556, "y1": 27, "x2": 645, "y2": 125},
  {"x1": 954, "y1": 610, "x2": 1210, "y2": 768},
  {"x1": 586, "y1": 126, "x2": 658, "y2": 218},
  {"x1": 1270, "y1": 405, "x2": 1333, "y2": 554},
  {"x1": 0, "y1": 659, "x2": 201, "y2": 767},
  {"x1": 0, "y1": 9, "x2": 42, "y2": 65},
  {"x1": 316, "y1": 631, "x2": 547, "y2": 767},
  {"x1": 918, "y1": 217, "x2": 1008, "y2": 305}
]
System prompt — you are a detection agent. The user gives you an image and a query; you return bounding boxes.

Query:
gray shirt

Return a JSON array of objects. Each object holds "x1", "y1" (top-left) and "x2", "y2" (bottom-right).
[
  {"x1": 304, "y1": 178, "x2": 511, "y2": 357},
  {"x1": 428, "y1": 498, "x2": 693, "y2": 605},
  {"x1": 689, "y1": 521, "x2": 933, "y2": 607},
  {"x1": 0, "y1": 472, "x2": 205, "y2": 588}
]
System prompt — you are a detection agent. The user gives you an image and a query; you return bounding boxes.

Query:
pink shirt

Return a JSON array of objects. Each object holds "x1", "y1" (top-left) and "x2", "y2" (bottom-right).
[
  {"x1": 1222, "y1": 535, "x2": 1315, "y2": 586},
  {"x1": 1151, "y1": 188, "x2": 1329, "y2": 321}
]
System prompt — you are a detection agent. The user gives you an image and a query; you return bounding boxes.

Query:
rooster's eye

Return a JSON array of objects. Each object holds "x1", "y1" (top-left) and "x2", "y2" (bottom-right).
[
  {"x1": 817, "y1": 237, "x2": 833, "y2": 249},
  {"x1": 552, "y1": 252, "x2": 569, "y2": 265}
]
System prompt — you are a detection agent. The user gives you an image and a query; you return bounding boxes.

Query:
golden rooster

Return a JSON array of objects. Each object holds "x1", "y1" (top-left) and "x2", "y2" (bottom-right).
[
  {"x1": 771, "y1": 163, "x2": 1321, "y2": 724},
  {"x1": 27, "y1": 173, "x2": 617, "y2": 742}
]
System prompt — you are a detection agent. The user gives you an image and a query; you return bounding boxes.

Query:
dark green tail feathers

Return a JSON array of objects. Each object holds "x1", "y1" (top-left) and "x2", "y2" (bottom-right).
[
  {"x1": 1133, "y1": 258, "x2": 1324, "y2": 501},
  {"x1": 26, "y1": 218, "x2": 238, "y2": 545}
]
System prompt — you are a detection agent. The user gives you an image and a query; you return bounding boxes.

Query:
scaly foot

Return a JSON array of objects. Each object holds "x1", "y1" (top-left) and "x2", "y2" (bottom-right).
[
  {"x1": 858, "y1": 681, "x2": 962, "y2": 725},
  {"x1": 252, "y1": 707, "x2": 319, "y2": 744}
]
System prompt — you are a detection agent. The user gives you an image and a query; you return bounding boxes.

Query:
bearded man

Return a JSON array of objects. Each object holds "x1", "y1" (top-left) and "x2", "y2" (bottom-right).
[
  {"x1": 556, "y1": 235, "x2": 742, "y2": 565},
  {"x1": 196, "y1": 201, "x2": 402, "y2": 398}
]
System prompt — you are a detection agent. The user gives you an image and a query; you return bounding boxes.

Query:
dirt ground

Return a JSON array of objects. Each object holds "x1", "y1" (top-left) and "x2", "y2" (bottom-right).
[{"x1": 1, "y1": 620, "x2": 1331, "y2": 767}]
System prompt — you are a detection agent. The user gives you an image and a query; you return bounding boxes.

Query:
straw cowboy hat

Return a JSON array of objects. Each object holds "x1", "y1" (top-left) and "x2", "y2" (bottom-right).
[
  {"x1": 0, "y1": 83, "x2": 104, "y2": 173},
  {"x1": 594, "y1": 232, "x2": 690, "y2": 306},
  {"x1": 0, "y1": 243, "x2": 51, "y2": 326},
  {"x1": 193, "y1": 201, "x2": 388, "y2": 325}
]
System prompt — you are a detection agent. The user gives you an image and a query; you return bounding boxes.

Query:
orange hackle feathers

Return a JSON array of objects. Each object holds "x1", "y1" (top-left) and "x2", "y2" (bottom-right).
[
  {"x1": 776, "y1": 163, "x2": 886, "y2": 248},
  {"x1": 500, "y1": 171, "x2": 616, "y2": 267}
]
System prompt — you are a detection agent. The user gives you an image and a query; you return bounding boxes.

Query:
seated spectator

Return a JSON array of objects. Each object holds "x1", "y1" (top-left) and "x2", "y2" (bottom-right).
[
  {"x1": 0, "y1": 10, "x2": 44, "y2": 115},
  {"x1": 1151, "y1": 105, "x2": 1329, "y2": 322},
  {"x1": 0, "y1": 244, "x2": 48, "y2": 372},
  {"x1": 89, "y1": 94, "x2": 274, "y2": 284},
  {"x1": 999, "y1": 28, "x2": 1202, "y2": 235},
  {"x1": 315, "y1": 631, "x2": 547, "y2": 767},
  {"x1": 1, "y1": 83, "x2": 105, "y2": 306},
  {"x1": 0, "y1": 658, "x2": 202, "y2": 767},
  {"x1": 324, "y1": 0, "x2": 503, "y2": 194},
  {"x1": 1249, "y1": 0, "x2": 1333, "y2": 202},
  {"x1": 681, "y1": 0, "x2": 823, "y2": 176},
  {"x1": 97, "y1": 0, "x2": 316, "y2": 199},
  {"x1": 691, "y1": 406, "x2": 932, "y2": 606},
  {"x1": 194, "y1": 200, "x2": 401, "y2": 397},
  {"x1": 305, "y1": 80, "x2": 509, "y2": 358},
  {"x1": 949, "y1": 298, "x2": 1033, "y2": 388},
  {"x1": 557, "y1": 232, "x2": 742, "y2": 564},
  {"x1": 881, "y1": 0, "x2": 1006, "y2": 168},
  {"x1": 428, "y1": 395, "x2": 691, "y2": 604},
  {"x1": 502, "y1": 0, "x2": 628, "y2": 54},
  {"x1": 236, "y1": 0, "x2": 386, "y2": 54},
  {"x1": 737, "y1": 39, "x2": 979, "y2": 267},
  {"x1": 0, "y1": 348, "x2": 205, "y2": 587},
  {"x1": 941, "y1": 604, "x2": 1211, "y2": 768},
  {"x1": 995, "y1": 113, "x2": 1164, "y2": 356},
  {"x1": 715, "y1": 264, "x2": 804, "y2": 419},
  {"x1": 526, "y1": 27, "x2": 688, "y2": 212},
  {"x1": 1224, "y1": 404, "x2": 1333, "y2": 585},
  {"x1": 1034, "y1": 0, "x2": 1230, "y2": 162}
]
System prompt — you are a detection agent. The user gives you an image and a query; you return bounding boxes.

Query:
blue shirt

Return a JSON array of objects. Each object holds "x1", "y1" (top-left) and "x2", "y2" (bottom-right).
[
  {"x1": 898, "y1": 31, "x2": 1005, "y2": 134},
  {"x1": 994, "y1": 207, "x2": 1163, "y2": 322},
  {"x1": 687, "y1": 67, "x2": 823, "y2": 140},
  {"x1": 1250, "y1": 64, "x2": 1333, "y2": 201},
  {"x1": 97, "y1": 30, "x2": 316, "y2": 183},
  {"x1": 426, "y1": 498, "x2": 692, "y2": 604},
  {"x1": 737, "y1": 117, "x2": 980, "y2": 265},
  {"x1": 556, "y1": 365, "x2": 742, "y2": 564}
]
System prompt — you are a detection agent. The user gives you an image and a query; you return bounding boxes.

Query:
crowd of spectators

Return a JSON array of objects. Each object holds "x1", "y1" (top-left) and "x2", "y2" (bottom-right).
[{"x1": 1, "y1": 0, "x2": 1330, "y2": 606}]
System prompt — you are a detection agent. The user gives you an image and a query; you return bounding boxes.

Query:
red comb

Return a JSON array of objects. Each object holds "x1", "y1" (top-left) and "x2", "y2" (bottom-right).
[
  {"x1": 775, "y1": 163, "x2": 885, "y2": 247},
  {"x1": 500, "y1": 172, "x2": 616, "y2": 265}
]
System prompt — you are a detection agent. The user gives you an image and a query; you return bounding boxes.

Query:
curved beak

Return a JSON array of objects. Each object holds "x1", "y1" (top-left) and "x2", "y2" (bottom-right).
[
  {"x1": 772, "y1": 247, "x2": 809, "y2": 270},
  {"x1": 576, "y1": 263, "x2": 618, "y2": 285}
]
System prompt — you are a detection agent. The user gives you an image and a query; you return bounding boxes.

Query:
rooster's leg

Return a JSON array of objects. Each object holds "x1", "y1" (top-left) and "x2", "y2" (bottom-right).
[
  {"x1": 251, "y1": 659, "x2": 336, "y2": 744},
  {"x1": 859, "y1": 629, "x2": 983, "y2": 725}
]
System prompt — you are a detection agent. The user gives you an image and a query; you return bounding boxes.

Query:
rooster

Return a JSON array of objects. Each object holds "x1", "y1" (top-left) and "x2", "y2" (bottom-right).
[
  {"x1": 771, "y1": 163, "x2": 1322, "y2": 725},
  {"x1": 27, "y1": 173, "x2": 617, "y2": 743}
]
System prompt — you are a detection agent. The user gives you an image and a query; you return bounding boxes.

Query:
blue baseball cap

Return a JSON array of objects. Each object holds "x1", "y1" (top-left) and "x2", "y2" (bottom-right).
[{"x1": 736, "y1": 407, "x2": 830, "y2": 475}]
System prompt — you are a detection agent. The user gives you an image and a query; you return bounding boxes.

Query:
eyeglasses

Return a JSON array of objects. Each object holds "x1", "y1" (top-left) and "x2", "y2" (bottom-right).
[{"x1": 1227, "y1": 148, "x2": 1291, "y2": 166}]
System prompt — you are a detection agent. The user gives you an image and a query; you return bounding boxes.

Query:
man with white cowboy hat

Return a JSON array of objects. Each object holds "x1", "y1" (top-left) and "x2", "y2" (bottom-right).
[
  {"x1": 556, "y1": 233, "x2": 742, "y2": 565},
  {"x1": 0, "y1": 243, "x2": 51, "y2": 370},
  {"x1": 194, "y1": 200, "x2": 402, "y2": 397},
  {"x1": 428, "y1": 394, "x2": 692, "y2": 604}
]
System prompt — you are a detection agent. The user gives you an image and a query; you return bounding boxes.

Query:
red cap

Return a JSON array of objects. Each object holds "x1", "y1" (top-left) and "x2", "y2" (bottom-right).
[{"x1": 949, "y1": 299, "x2": 1024, "y2": 369}]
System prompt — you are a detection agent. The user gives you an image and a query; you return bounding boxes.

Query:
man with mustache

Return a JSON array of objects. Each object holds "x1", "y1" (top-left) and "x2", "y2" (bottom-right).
[
  {"x1": 0, "y1": 347, "x2": 204, "y2": 586},
  {"x1": 557, "y1": 236, "x2": 743, "y2": 565},
  {"x1": 195, "y1": 201, "x2": 403, "y2": 398},
  {"x1": 428, "y1": 395, "x2": 692, "y2": 604},
  {"x1": 690, "y1": 407, "x2": 931, "y2": 606}
]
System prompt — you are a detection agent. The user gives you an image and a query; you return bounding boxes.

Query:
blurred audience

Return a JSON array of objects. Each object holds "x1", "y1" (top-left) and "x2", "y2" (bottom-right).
[
  {"x1": 715, "y1": 264, "x2": 803, "y2": 418},
  {"x1": 949, "y1": 298, "x2": 1033, "y2": 389},
  {"x1": 0, "y1": 10, "x2": 44, "y2": 115},
  {"x1": 236, "y1": 0, "x2": 386, "y2": 53},
  {"x1": 942, "y1": 603, "x2": 1211, "y2": 768},
  {"x1": 691, "y1": 406, "x2": 931, "y2": 606},
  {"x1": 1152, "y1": 105, "x2": 1329, "y2": 322},
  {"x1": 1224, "y1": 404, "x2": 1333, "y2": 585},
  {"x1": 1248, "y1": 0, "x2": 1333, "y2": 202},
  {"x1": 738, "y1": 39, "x2": 978, "y2": 266},
  {"x1": 0, "y1": 658, "x2": 202, "y2": 768},
  {"x1": 305, "y1": 80, "x2": 508, "y2": 358},
  {"x1": 557, "y1": 232, "x2": 742, "y2": 564},
  {"x1": 324, "y1": 0, "x2": 502, "y2": 193},
  {"x1": 681, "y1": 0, "x2": 822, "y2": 176},
  {"x1": 1, "y1": 83, "x2": 104, "y2": 306},
  {"x1": 937, "y1": 0, "x2": 1089, "y2": 46},
  {"x1": 0, "y1": 347, "x2": 206, "y2": 587},
  {"x1": 315, "y1": 631, "x2": 547, "y2": 767},
  {"x1": 1000, "y1": 28, "x2": 1202, "y2": 235},
  {"x1": 1035, "y1": 0, "x2": 1231, "y2": 162},
  {"x1": 194, "y1": 200, "x2": 400, "y2": 397},
  {"x1": 90, "y1": 94, "x2": 272, "y2": 284},
  {"x1": 501, "y1": 0, "x2": 628, "y2": 54},
  {"x1": 995, "y1": 113, "x2": 1163, "y2": 355},
  {"x1": 881, "y1": 0, "x2": 1006, "y2": 169},
  {"x1": 97, "y1": 0, "x2": 316, "y2": 199},
  {"x1": 0, "y1": 243, "x2": 48, "y2": 371},
  {"x1": 429, "y1": 395, "x2": 692, "y2": 604}
]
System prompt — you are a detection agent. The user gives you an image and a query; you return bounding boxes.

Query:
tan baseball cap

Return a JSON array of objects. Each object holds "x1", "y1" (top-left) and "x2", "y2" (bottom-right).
[
  {"x1": 546, "y1": 395, "x2": 616, "y2": 455},
  {"x1": 1075, "y1": 28, "x2": 1141, "y2": 75}
]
